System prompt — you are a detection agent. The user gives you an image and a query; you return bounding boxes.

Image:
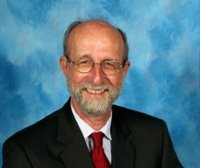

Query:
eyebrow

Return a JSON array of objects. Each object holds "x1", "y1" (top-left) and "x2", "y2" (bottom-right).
[
  {"x1": 75, "y1": 54, "x2": 91, "y2": 59},
  {"x1": 75, "y1": 54, "x2": 120, "y2": 63}
]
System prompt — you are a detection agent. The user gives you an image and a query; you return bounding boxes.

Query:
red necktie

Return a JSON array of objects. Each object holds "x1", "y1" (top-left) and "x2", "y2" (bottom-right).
[{"x1": 91, "y1": 132, "x2": 111, "y2": 168}]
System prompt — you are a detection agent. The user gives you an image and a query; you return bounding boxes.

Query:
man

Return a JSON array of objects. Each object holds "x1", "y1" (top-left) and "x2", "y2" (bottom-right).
[{"x1": 2, "y1": 19, "x2": 183, "y2": 168}]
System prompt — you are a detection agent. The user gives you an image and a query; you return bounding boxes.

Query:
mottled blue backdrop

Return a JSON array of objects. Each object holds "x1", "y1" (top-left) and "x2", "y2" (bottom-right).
[{"x1": 0, "y1": 0, "x2": 199, "y2": 167}]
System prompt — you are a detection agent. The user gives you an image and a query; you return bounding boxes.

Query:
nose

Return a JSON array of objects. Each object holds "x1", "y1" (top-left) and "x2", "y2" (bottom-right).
[{"x1": 89, "y1": 63, "x2": 106, "y2": 85}]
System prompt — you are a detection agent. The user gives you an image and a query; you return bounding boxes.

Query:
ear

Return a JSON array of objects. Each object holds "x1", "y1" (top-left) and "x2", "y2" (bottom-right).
[
  {"x1": 59, "y1": 56, "x2": 68, "y2": 75},
  {"x1": 122, "y1": 61, "x2": 131, "y2": 78}
]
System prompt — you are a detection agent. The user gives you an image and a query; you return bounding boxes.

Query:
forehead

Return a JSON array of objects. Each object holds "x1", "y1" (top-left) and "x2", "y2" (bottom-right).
[{"x1": 68, "y1": 20, "x2": 124, "y2": 51}]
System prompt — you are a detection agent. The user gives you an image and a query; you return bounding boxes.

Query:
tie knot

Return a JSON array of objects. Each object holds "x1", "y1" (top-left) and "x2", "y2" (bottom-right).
[{"x1": 91, "y1": 132, "x2": 104, "y2": 147}]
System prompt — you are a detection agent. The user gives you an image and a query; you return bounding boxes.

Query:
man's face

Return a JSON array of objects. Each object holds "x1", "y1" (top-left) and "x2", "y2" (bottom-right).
[{"x1": 60, "y1": 21, "x2": 130, "y2": 116}]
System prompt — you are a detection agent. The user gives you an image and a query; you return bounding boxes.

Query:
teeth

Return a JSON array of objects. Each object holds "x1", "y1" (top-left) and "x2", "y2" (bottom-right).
[{"x1": 86, "y1": 88, "x2": 105, "y2": 94}]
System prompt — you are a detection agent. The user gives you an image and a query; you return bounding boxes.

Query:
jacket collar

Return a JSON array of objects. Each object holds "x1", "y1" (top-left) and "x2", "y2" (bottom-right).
[
  {"x1": 57, "y1": 99, "x2": 95, "y2": 168},
  {"x1": 56, "y1": 99, "x2": 135, "y2": 168},
  {"x1": 111, "y1": 105, "x2": 136, "y2": 168}
]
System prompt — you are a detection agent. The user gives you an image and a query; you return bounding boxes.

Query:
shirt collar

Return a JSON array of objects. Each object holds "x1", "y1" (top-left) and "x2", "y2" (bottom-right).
[{"x1": 70, "y1": 103, "x2": 112, "y2": 140}]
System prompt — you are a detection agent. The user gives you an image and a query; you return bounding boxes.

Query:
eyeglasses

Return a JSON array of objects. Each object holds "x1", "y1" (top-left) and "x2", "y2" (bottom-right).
[{"x1": 66, "y1": 56, "x2": 125, "y2": 75}]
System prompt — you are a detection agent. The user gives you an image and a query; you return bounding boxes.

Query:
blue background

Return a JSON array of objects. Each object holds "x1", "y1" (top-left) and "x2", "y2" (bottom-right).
[{"x1": 0, "y1": 0, "x2": 199, "y2": 167}]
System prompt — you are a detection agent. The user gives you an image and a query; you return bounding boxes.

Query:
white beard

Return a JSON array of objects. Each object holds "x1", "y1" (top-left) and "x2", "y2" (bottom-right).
[{"x1": 67, "y1": 82, "x2": 122, "y2": 116}]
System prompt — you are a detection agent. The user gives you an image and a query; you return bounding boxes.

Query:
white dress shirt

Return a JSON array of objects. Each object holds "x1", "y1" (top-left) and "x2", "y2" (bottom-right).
[{"x1": 71, "y1": 104, "x2": 112, "y2": 163}]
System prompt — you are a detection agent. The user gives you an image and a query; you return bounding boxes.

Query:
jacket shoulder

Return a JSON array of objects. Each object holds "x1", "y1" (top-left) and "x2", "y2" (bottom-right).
[
  {"x1": 112, "y1": 104, "x2": 163, "y2": 122},
  {"x1": 112, "y1": 104, "x2": 165, "y2": 130},
  {"x1": 4, "y1": 106, "x2": 65, "y2": 146}
]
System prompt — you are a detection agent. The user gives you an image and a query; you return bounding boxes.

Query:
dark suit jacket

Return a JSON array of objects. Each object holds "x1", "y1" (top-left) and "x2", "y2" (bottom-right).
[{"x1": 2, "y1": 99, "x2": 183, "y2": 168}]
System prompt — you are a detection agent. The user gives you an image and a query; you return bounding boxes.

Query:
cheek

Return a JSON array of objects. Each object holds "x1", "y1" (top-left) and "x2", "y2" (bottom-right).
[
  {"x1": 67, "y1": 70, "x2": 87, "y2": 85},
  {"x1": 107, "y1": 75, "x2": 123, "y2": 87}
]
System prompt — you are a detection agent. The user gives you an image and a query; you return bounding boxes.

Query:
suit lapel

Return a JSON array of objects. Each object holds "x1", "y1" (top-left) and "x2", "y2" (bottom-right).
[
  {"x1": 56, "y1": 100, "x2": 95, "y2": 168},
  {"x1": 111, "y1": 107, "x2": 136, "y2": 168},
  {"x1": 59, "y1": 129, "x2": 94, "y2": 168},
  {"x1": 55, "y1": 100, "x2": 135, "y2": 168}
]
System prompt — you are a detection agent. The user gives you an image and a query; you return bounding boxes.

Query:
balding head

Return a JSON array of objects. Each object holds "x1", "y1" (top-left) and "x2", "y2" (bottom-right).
[{"x1": 63, "y1": 19, "x2": 129, "y2": 65}]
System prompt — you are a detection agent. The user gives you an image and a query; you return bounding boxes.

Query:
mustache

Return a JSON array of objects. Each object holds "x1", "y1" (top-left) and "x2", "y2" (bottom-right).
[{"x1": 78, "y1": 83, "x2": 110, "y2": 91}]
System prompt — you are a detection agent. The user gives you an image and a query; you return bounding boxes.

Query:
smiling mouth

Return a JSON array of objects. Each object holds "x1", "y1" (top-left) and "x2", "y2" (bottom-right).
[{"x1": 86, "y1": 88, "x2": 108, "y2": 94}]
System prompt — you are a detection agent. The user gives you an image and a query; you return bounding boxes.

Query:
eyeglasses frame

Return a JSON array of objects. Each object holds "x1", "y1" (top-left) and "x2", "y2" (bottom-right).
[{"x1": 65, "y1": 55, "x2": 127, "y2": 75}]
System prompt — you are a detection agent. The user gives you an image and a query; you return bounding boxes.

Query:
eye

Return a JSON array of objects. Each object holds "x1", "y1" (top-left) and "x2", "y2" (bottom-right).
[
  {"x1": 80, "y1": 60, "x2": 89, "y2": 65},
  {"x1": 76, "y1": 57, "x2": 93, "y2": 66},
  {"x1": 103, "y1": 61, "x2": 116, "y2": 69}
]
